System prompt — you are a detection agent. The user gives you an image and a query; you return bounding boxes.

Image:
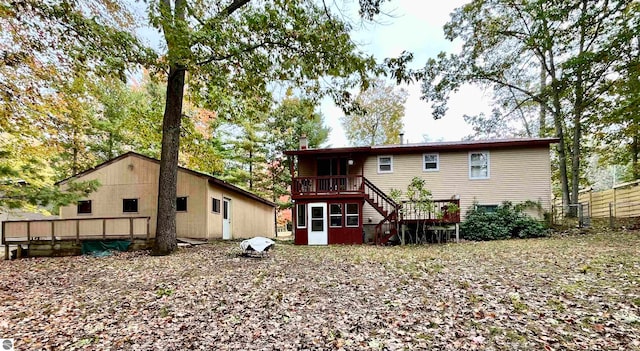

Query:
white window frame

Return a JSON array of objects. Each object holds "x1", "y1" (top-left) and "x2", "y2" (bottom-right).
[
  {"x1": 329, "y1": 203, "x2": 343, "y2": 228},
  {"x1": 345, "y1": 203, "x2": 359, "y2": 227},
  {"x1": 469, "y1": 151, "x2": 490, "y2": 179},
  {"x1": 377, "y1": 155, "x2": 393, "y2": 174},
  {"x1": 296, "y1": 203, "x2": 306, "y2": 228},
  {"x1": 422, "y1": 153, "x2": 439, "y2": 172}
]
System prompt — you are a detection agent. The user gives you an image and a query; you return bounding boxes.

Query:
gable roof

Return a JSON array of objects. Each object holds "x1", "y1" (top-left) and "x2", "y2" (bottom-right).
[
  {"x1": 56, "y1": 152, "x2": 276, "y2": 207},
  {"x1": 284, "y1": 137, "x2": 559, "y2": 156}
]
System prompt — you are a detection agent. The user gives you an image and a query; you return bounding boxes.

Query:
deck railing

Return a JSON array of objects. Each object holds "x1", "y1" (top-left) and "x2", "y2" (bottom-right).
[
  {"x1": 292, "y1": 175, "x2": 364, "y2": 196},
  {"x1": 2, "y1": 216, "x2": 152, "y2": 244},
  {"x1": 400, "y1": 199, "x2": 461, "y2": 223}
]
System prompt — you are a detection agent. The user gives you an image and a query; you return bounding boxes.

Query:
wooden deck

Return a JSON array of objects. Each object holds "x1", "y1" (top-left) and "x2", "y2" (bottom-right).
[
  {"x1": 2, "y1": 216, "x2": 152, "y2": 259},
  {"x1": 291, "y1": 175, "x2": 364, "y2": 197}
]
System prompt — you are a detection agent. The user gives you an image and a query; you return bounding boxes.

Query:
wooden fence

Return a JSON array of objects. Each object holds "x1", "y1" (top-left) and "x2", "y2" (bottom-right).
[{"x1": 553, "y1": 179, "x2": 640, "y2": 221}]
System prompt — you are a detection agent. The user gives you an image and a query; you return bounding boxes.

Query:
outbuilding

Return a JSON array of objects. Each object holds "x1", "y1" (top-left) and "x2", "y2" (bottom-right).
[{"x1": 57, "y1": 152, "x2": 276, "y2": 240}]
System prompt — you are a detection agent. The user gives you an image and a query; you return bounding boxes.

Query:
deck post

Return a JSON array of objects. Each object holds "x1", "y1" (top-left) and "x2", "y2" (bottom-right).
[
  {"x1": 2, "y1": 222, "x2": 7, "y2": 260},
  {"x1": 76, "y1": 220, "x2": 80, "y2": 242},
  {"x1": 130, "y1": 218, "x2": 134, "y2": 240},
  {"x1": 455, "y1": 223, "x2": 459, "y2": 243},
  {"x1": 50, "y1": 220, "x2": 55, "y2": 246},
  {"x1": 27, "y1": 221, "x2": 31, "y2": 242},
  {"x1": 146, "y1": 218, "x2": 150, "y2": 241},
  {"x1": 103, "y1": 219, "x2": 106, "y2": 239},
  {"x1": 51, "y1": 221, "x2": 55, "y2": 242}
]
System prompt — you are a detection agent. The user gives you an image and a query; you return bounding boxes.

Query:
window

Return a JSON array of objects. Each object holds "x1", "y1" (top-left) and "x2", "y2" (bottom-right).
[
  {"x1": 423, "y1": 153, "x2": 439, "y2": 171},
  {"x1": 311, "y1": 206, "x2": 324, "y2": 231},
  {"x1": 77, "y1": 200, "x2": 92, "y2": 214},
  {"x1": 346, "y1": 203, "x2": 359, "y2": 227},
  {"x1": 377, "y1": 156, "x2": 393, "y2": 173},
  {"x1": 176, "y1": 196, "x2": 188, "y2": 212},
  {"x1": 296, "y1": 203, "x2": 306, "y2": 228},
  {"x1": 123, "y1": 198, "x2": 138, "y2": 213},
  {"x1": 330, "y1": 204, "x2": 342, "y2": 227},
  {"x1": 223, "y1": 199, "x2": 229, "y2": 220},
  {"x1": 476, "y1": 204, "x2": 498, "y2": 213},
  {"x1": 469, "y1": 151, "x2": 490, "y2": 179},
  {"x1": 212, "y1": 198, "x2": 220, "y2": 213}
]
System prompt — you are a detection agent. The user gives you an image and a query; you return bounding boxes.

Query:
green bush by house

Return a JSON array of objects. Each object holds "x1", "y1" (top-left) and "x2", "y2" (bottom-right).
[{"x1": 461, "y1": 201, "x2": 547, "y2": 241}]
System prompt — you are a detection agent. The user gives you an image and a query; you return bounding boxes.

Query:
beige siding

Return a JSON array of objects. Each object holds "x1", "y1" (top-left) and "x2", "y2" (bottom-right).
[
  {"x1": 175, "y1": 171, "x2": 208, "y2": 238},
  {"x1": 363, "y1": 147, "x2": 552, "y2": 221},
  {"x1": 207, "y1": 186, "x2": 223, "y2": 238},
  {"x1": 222, "y1": 190, "x2": 275, "y2": 239},
  {"x1": 59, "y1": 155, "x2": 209, "y2": 238},
  {"x1": 205, "y1": 184, "x2": 275, "y2": 239}
]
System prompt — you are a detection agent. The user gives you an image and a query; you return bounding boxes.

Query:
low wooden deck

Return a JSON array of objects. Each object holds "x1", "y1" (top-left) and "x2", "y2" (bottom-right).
[{"x1": 2, "y1": 216, "x2": 152, "y2": 259}]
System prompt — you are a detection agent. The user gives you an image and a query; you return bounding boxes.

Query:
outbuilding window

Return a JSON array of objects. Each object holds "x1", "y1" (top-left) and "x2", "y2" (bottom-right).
[
  {"x1": 176, "y1": 197, "x2": 188, "y2": 212},
  {"x1": 123, "y1": 198, "x2": 138, "y2": 213},
  {"x1": 77, "y1": 200, "x2": 92, "y2": 214},
  {"x1": 212, "y1": 198, "x2": 220, "y2": 213}
]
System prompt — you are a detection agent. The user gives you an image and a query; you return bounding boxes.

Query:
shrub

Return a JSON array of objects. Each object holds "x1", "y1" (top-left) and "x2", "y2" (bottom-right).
[{"x1": 460, "y1": 201, "x2": 547, "y2": 241}]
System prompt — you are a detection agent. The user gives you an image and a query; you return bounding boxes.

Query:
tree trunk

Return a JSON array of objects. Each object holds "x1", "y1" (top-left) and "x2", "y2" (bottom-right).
[
  {"x1": 552, "y1": 88, "x2": 571, "y2": 212},
  {"x1": 570, "y1": 0, "x2": 587, "y2": 207},
  {"x1": 545, "y1": 42, "x2": 571, "y2": 212},
  {"x1": 539, "y1": 64, "x2": 547, "y2": 137},
  {"x1": 153, "y1": 64, "x2": 185, "y2": 255},
  {"x1": 108, "y1": 131, "x2": 114, "y2": 160},
  {"x1": 571, "y1": 108, "x2": 582, "y2": 206},
  {"x1": 632, "y1": 134, "x2": 639, "y2": 179},
  {"x1": 249, "y1": 149, "x2": 253, "y2": 190}
]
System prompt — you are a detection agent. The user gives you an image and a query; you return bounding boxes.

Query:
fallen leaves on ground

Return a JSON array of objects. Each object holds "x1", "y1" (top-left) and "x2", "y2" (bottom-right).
[{"x1": 1, "y1": 231, "x2": 639, "y2": 350}]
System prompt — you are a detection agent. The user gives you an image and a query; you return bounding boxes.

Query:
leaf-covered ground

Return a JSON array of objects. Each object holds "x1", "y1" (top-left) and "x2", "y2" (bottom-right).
[{"x1": 1, "y1": 232, "x2": 639, "y2": 350}]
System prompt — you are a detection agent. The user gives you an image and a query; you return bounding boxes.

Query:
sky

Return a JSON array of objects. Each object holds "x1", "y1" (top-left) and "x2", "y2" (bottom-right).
[
  {"x1": 133, "y1": 1, "x2": 494, "y2": 147},
  {"x1": 322, "y1": 0, "x2": 494, "y2": 147}
]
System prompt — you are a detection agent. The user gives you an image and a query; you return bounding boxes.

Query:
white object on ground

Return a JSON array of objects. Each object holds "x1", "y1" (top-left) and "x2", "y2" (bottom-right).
[{"x1": 240, "y1": 237, "x2": 275, "y2": 253}]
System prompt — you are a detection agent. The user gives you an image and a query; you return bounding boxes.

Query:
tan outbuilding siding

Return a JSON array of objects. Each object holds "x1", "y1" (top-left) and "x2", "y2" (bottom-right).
[
  {"x1": 59, "y1": 155, "x2": 164, "y2": 234},
  {"x1": 59, "y1": 153, "x2": 275, "y2": 240},
  {"x1": 223, "y1": 191, "x2": 275, "y2": 239}
]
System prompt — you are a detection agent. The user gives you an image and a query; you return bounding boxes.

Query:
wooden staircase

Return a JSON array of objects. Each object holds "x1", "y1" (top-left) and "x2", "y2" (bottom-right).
[{"x1": 363, "y1": 178, "x2": 399, "y2": 245}]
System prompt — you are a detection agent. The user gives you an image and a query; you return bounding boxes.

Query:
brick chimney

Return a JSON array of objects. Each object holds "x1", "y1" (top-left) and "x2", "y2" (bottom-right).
[{"x1": 299, "y1": 134, "x2": 308, "y2": 150}]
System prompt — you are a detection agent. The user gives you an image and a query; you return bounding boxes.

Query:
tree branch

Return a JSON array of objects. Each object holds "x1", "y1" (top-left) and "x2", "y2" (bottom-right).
[
  {"x1": 196, "y1": 38, "x2": 297, "y2": 66},
  {"x1": 220, "y1": 0, "x2": 252, "y2": 17}
]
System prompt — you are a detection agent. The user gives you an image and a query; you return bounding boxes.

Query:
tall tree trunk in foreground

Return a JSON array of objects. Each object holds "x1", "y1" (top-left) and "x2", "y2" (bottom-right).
[{"x1": 153, "y1": 65, "x2": 185, "y2": 255}]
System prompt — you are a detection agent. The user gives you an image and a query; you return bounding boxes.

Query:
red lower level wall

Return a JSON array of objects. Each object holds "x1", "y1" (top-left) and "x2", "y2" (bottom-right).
[{"x1": 293, "y1": 199, "x2": 364, "y2": 245}]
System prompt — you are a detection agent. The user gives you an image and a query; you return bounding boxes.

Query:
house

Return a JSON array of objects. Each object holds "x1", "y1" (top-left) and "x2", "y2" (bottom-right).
[
  {"x1": 285, "y1": 137, "x2": 558, "y2": 245},
  {"x1": 57, "y1": 152, "x2": 276, "y2": 240}
]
